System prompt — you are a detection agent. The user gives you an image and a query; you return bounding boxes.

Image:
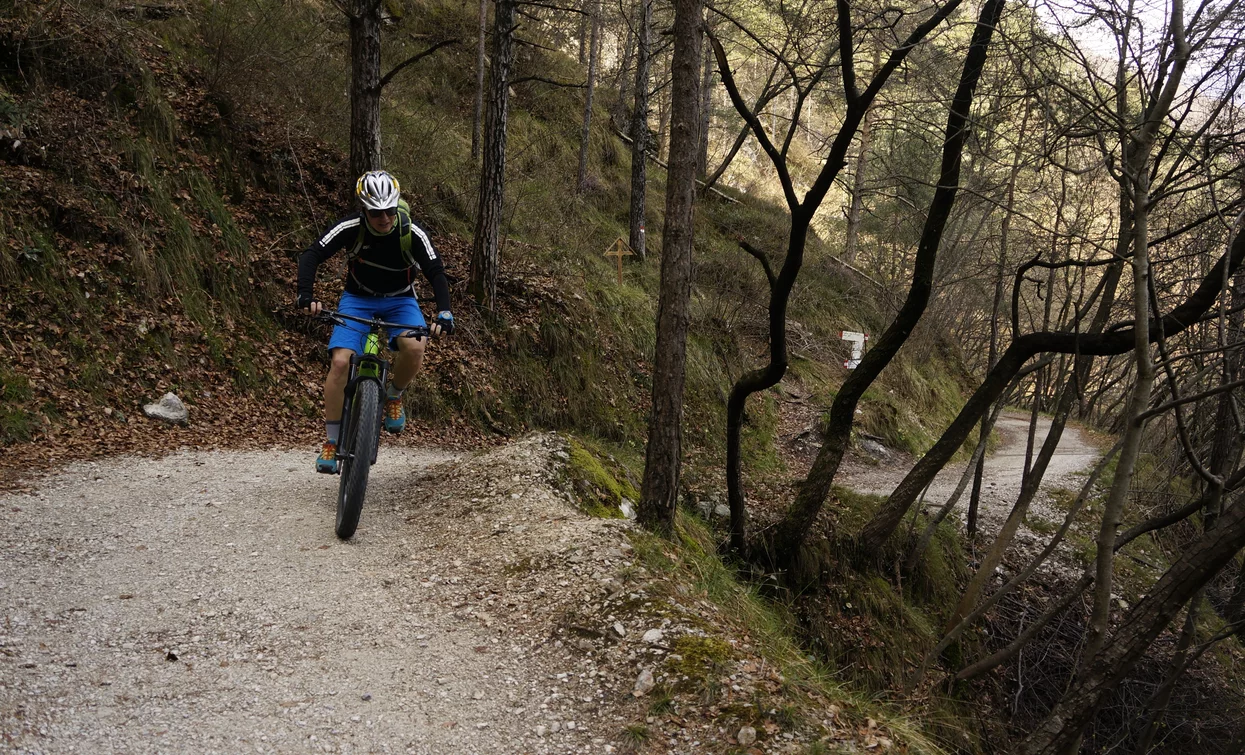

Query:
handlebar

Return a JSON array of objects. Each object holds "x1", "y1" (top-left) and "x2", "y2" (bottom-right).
[{"x1": 313, "y1": 310, "x2": 432, "y2": 337}]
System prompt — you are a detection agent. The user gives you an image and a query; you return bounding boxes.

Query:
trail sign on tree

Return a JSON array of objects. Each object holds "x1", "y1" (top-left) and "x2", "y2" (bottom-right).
[{"x1": 604, "y1": 238, "x2": 634, "y2": 284}]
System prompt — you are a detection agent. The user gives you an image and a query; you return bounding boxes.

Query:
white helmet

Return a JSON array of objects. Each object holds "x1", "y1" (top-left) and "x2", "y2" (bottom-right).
[{"x1": 355, "y1": 170, "x2": 401, "y2": 210}]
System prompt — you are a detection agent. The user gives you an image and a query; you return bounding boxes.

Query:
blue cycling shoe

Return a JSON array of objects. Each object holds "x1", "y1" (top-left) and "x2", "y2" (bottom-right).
[
  {"x1": 316, "y1": 441, "x2": 339, "y2": 474},
  {"x1": 384, "y1": 394, "x2": 406, "y2": 434}
]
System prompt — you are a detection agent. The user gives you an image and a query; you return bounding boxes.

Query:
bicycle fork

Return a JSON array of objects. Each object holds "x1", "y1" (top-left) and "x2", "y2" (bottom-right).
[{"x1": 337, "y1": 354, "x2": 389, "y2": 467}]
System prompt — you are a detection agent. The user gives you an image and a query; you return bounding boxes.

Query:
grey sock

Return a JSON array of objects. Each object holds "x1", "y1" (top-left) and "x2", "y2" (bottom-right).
[{"x1": 326, "y1": 421, "x2": 341, "y2": 444}]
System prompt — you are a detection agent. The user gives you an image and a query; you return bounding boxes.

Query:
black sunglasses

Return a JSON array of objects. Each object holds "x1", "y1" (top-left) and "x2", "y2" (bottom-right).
[{"x1": 366, "y1": 208, "x2": 398, "y2": 218}]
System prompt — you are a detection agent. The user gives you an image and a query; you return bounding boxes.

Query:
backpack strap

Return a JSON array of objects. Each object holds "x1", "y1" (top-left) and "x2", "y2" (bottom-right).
[
  {"x1": 344, "y1": 204, "x2": 420, "y2": 297},
  {"x1": 396, "y1": 202, "x2": 414, "y2": 266},
  {"x1": 345, "y1": 204, "x2": 416, "y2": 268},
  {"x1": 347, "y1": 220, "x2": 367, "y2": 261}
]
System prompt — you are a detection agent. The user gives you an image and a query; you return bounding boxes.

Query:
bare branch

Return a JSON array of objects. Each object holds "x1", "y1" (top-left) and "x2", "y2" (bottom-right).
[{"x1": 379, "y1": 38, "x2": 460, "y2": 90}]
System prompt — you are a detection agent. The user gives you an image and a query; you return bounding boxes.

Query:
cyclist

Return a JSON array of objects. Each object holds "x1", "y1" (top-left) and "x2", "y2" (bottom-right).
[{"x1": 296, "y1": 170, "x2": 453, "y2": 473}]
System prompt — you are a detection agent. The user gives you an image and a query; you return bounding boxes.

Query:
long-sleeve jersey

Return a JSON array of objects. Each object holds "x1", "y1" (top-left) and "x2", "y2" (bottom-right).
[{"x1": 297, "y1": 213, "x2": 451, "y2": 312}]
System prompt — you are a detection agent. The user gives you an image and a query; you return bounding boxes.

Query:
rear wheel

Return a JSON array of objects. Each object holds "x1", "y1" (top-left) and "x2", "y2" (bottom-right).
[{"x1": 336, "y1": 379, "x2": 381, "y2": 539}]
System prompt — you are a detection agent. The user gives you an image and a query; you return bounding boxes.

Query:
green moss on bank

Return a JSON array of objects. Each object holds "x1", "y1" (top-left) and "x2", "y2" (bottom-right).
[{"x1": 564, "y1": 437, "x2": 638, "y2": 517}]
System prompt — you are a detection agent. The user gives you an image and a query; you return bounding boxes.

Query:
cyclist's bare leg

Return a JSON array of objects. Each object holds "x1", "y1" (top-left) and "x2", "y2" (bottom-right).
[
  {"x1": 325, "y1": 348, "x2": 354, "y2": 421},
  {"x1": 390, "y1": 334, "x2": 427, "y2": 390}
]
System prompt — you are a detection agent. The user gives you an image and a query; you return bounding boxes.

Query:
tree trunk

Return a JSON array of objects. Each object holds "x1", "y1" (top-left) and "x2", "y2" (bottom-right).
[
  {"x1": 946, "y1": 380, "x2": 1076, "y2": 632},
  {"x1": 696, "y1": 29, "x2": 713, "y2": 180},
  {"x1": 628, "y1": 0, "x2": 653, "y2": 260},
  {"x1": 970, "y1": 104, "x2": 1034, "y2": 532},
  {"x1": 349, "y1": 0, "x2": 383, "y2": 178},
  {"x1": 468, "y1": 0, "x2": 515, "y2": 311},
  {"x1": 1132, "y1": 594, "x2": 1201, "y2": 754},
  {"x1": 577, "y1": 0, "x2": 587, "y2": 64},
  {"x1": 613, "y1": 21, "x2": 637, "y2": 130},
  {"x1": 1222, "y1": 270, "x2": 1245, "y2": 621},
  {"x1": 656, "y1": 81, "x2": 671, "y2": 162},
  {"x1": 471, "y1": 0, "x2": 488, "y2": 161},
  {"x1": 638, "y1": 0, "x2": 702, "y2": 534},
  {"x1": 842, "y1": 48, "x2": 879, "y2": 266},
  {"x1": 576, "y1": 0, "x2": 601, "y2": 193}
]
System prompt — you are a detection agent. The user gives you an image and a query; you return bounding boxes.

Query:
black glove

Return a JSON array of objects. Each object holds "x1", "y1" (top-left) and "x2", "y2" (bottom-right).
[
  {"x1": 297, "y1": 293, "x2": 313, "y2": 310},
  {"x1": 436, "y1": 311, "x2": 455, "y2": 336}
]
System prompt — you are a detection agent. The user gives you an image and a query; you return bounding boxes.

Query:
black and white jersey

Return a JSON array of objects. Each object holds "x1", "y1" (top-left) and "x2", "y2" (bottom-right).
[{"x1": 297, "y1": 213, "x2": 451, "y2": 311}]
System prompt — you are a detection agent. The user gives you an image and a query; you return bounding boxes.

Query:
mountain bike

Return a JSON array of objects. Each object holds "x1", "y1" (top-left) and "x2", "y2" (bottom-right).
[{"x1": 316, "y1": 310, "x2": 430, "y2": 540}]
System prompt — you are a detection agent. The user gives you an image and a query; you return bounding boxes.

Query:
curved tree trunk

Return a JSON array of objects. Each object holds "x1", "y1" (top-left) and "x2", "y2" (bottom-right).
[
  {"x1": 768, "y1": 0, "x2": 1004, "y2": 565},
  {"x1": 717, "y1": 0, "x2": 974, "y2": 555}
]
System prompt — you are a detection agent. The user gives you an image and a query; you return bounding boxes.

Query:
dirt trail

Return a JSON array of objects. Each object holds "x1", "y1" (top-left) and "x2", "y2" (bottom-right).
[
  {"x1": 840, "y1": 412, "x2": 1102, "y2": 536},
  {"x1": 0, "y1": 438, "x2": 671, "y2": 754},
  {"x1": 0, "y1": 415, "x2": 1100, "y2": 753}
]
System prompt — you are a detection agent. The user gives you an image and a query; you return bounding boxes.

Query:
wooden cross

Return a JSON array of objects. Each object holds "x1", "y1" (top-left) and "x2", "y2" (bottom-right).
[{"x1": 603, "y1": 238, "x2": 635, "y2": 284}]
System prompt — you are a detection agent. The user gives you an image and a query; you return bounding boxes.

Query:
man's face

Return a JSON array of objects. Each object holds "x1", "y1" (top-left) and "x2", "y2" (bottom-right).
[{"x1": 365, "y1": 207, "x2": 397, "y2": 234}]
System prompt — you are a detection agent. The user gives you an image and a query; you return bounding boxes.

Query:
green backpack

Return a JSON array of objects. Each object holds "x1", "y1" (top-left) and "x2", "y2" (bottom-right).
[
  {"x1": 347, "y1": 197, "x2": 415, "y2": 266},
  {"x1": 344, "y1": 198, "x2": 420, "y2": 296}
]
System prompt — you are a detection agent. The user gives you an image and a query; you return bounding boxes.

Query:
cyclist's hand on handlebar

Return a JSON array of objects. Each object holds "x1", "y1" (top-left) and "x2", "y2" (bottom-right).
[
  {"x1": 433, "y1": 310, "x2": 454, "y2": 337},
  {"x1": 296, "y1": 293, "x2": 324, "y2": 315}
]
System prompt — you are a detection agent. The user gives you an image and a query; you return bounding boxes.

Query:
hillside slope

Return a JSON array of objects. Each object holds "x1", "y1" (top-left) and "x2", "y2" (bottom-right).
[{"x1": 0, "y1": 0, "x2": 974, "y2": 496}]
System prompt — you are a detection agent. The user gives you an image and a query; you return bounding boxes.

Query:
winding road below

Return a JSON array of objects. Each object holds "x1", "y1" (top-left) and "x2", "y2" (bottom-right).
[{"x1": 840, "y1": 412, "x2": 1102, "y2": 536}]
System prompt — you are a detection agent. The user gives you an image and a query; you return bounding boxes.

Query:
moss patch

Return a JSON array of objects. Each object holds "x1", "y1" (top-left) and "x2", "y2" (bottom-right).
[
  {"x1": 565, "y1": 437, "x2": 637, "y2": 518},
  {"x1": 665, "y1": 635, "x2": 734, "y2": 690}
]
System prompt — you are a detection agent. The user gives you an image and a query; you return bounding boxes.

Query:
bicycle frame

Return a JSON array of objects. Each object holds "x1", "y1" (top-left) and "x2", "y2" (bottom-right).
[{"x1": 319, "y1": 311, "x2": 430, "y2": 468}]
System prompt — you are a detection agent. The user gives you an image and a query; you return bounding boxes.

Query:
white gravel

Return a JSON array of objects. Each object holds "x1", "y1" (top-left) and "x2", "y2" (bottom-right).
[{"x1": 0, "y1": 437, "x2": 645, "y2": 754}]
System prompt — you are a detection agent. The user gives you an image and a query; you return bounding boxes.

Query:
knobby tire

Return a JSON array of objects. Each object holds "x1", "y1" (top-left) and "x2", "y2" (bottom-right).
[{"x1": 336, "y1": 379, "x2": 381, "y2": 539}]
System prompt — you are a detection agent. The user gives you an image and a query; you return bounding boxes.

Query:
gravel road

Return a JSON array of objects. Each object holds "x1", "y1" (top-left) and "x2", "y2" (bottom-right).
[
  {"x1": 0, "y1": 416, "x2": 1100, "y2": 754},
  {"x1": 840, "y1": 412, "x2": 1102, "y2": 535},
  {"x1": 0, "y1": 441, "x2": 647, "y2": 754}
]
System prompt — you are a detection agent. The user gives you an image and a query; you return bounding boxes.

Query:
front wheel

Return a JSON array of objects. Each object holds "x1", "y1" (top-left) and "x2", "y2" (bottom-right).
[{"x1": 336, "y1": 379, "x2": 381, "y2": 539}]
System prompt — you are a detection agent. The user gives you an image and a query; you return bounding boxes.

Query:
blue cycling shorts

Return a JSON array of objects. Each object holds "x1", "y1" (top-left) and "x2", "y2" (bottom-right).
[{"x1": 327, "y1": 291, "x2": 427, "y2": 354}]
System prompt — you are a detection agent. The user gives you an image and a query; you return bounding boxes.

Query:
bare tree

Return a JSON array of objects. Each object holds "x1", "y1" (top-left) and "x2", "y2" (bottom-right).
[
  {"x1": 628, "y1": 0, "x2": 654, "y2": 259},
  {"x1": 576, "y1": 0, "x2": 602, "y2": 192},
  {"x1": 724, "y1": 0, "x2": 1004, "y2": 561},
  {"x1": 468, "y1": 0, "x2": 516, "y2": 310}
]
